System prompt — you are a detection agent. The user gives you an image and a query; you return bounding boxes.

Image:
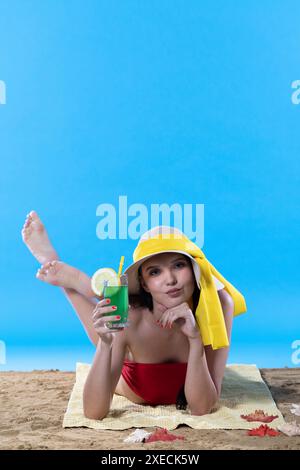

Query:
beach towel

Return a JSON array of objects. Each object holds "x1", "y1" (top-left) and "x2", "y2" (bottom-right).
[{"x1": 62, "y1": 363, "x2": 285, "y2": 431}]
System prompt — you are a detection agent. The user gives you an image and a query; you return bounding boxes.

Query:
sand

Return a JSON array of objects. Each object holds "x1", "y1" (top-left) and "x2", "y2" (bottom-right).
[{"x1": 0, "y1": 368, "x2": 300, "y2": 450}]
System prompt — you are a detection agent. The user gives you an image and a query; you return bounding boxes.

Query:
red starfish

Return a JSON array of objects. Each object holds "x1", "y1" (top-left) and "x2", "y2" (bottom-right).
[
  {"x1": 248, "y1": 424, "x2": 280, "y2": 437},
  {"x1": 144, "y1": 428, "x2": 185, "y2": 443},
  {"x1": 241, "y1": 409, "x2": 278, "y2": 423}
]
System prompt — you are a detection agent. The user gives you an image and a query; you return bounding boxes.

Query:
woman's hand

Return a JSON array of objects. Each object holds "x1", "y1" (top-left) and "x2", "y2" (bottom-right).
[
  {"x1": 92, "y1": 298, "x2": 124, "y2": 346},
  {"x1": 157, "y1": 302, "x2": 200, "y2": 340}
]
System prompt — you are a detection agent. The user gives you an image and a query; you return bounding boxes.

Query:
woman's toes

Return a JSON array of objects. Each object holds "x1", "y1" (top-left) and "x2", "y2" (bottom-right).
[
  {"x1": 41, "y1": 261, "x2": 52, "y2": 269},
  {"x1": 39, "y1": 260, "x2": 59, "y2": 276},
  {"x1": 49, "y1": 260, "x2": 58, "y2": 269},
  {"x1": 36, "y1": 261, "x2": 61, "y2": 283},
  {"x1": 29, "y1": 211, "x2": 41, "y2": 224},
  {"x1": 37, "y1": 273, "x2": 46, "y2": 280},
  {"x1": 22, "y1": 228, "x2": 30, "y2": 240},
  {"x1": 22, "y1": 218, "x2": 32, "y2": 232},
  {"x1": 38, "y1": 266, "x2": 47, "y2": 275},
  {"x1": 40, "y1": 268, "x2": 49, "y2": 276}
]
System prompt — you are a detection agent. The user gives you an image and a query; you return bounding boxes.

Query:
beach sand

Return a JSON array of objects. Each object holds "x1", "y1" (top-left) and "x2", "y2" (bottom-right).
[{"x1": 0, "y1": 368, "x2": 300, "y2": 450}]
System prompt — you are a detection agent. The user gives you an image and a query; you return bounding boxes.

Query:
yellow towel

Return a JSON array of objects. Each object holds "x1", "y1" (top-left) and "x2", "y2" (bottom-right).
[{"x1": 63, "y1": 363, "x2": 285, "y2": 431}]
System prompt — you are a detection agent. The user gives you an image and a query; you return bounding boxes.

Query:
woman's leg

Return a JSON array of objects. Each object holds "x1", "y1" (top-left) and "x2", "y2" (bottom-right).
[
  {"x1": 36, "y1": 259, "x2": 95, "y2": 298},
  {"x1": 21, "y1": 210, "x2": 100, "y2": 346},
  {"x1": 21, "y1": 211, "x2": 128, "y2": 396},
  {"x1": 36, "y1": 261, "x2": 101, "y2": 346},
  {"x1": 60, "y1": 287, "x2": 99, "y2": 347}
]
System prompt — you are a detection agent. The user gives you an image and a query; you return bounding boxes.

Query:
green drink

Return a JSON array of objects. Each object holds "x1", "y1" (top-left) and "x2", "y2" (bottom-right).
[{"x1": 103, "y1": 274, "x2": 129, "y2": 329}]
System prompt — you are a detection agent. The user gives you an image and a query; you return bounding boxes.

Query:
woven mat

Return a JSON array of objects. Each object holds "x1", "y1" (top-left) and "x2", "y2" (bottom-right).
[{"x1": 62, "y1": 362, "x2": 285, "y2": 431}]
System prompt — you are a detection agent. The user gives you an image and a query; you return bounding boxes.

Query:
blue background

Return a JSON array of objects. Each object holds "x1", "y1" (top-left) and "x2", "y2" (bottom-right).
[{"x1": 1, "y1": 0, "x2": 299, "y2": 370}]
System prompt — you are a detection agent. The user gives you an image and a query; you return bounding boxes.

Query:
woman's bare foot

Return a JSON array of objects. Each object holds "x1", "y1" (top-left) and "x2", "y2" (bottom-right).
[
  {"x1": 21, "y1": 211, "x2": 59, "y2": 264},
  {"x1": 36, "y1": 260, "x2": 95, "y2": 298}
]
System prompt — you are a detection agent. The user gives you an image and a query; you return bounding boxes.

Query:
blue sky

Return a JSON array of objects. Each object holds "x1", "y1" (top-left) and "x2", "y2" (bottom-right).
[{"x1": 0, "y1": 1, "x2": 299, "y2": 369}]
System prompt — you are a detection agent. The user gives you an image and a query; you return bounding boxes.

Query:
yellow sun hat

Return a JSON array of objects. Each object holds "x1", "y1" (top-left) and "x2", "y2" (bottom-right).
[{"x1": 124, "y1": 226, "x2": 247, "y2": 350}]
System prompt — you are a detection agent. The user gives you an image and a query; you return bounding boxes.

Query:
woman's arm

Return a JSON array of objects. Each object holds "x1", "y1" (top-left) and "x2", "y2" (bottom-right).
[
  {"x1": 184, "y1": 338, "x2": 218, "y2": 415},
  {"x1": 184, "y1": 289, "x2": 234, "y2": 415},
  {"x1": 83, "y1": 329, "x2": 127, "y2": 420},
  {"x1": 83, "y1": 340, "x2": 112, "y2": 420},
  {"x1": 204, "y1": 289, "x2": 234, "y2": 396}
]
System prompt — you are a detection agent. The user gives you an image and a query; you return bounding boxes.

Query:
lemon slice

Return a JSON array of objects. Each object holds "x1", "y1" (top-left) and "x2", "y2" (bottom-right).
[{"x1": 91, "y1": 268, "x2": 120, "y2": 297}]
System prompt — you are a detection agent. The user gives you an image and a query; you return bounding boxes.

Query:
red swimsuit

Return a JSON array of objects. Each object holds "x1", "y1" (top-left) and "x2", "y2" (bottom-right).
[{"x1": 121, "y1": 360, "x2": 188, "y2": 406}]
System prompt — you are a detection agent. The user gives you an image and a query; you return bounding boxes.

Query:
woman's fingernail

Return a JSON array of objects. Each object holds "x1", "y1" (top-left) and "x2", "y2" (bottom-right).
[
  {"x1": 106, "y1": 299, "x2": 110, "y2": 303},
  {"x1": 112, "y1": 306, "x2": 117, "y2": 310},
  {"x1": 116, "y1": 316, "x2": 121, "y2": 319}
]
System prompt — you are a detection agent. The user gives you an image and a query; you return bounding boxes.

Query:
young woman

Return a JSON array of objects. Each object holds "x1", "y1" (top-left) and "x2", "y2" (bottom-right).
[{"x1": 21, "y1": 211, "x2": 246, "y2": 420}]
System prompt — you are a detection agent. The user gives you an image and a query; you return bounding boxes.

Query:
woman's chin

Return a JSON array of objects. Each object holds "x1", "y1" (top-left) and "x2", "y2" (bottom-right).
[{"x1": 167, "y1": 297, "x2": 186, "y2": 307}]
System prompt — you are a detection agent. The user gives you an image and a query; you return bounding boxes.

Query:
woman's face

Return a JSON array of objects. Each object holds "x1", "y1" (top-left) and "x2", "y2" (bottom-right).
[{"x1": 140, "y1": 252, "x2": 195, "y2": 309}]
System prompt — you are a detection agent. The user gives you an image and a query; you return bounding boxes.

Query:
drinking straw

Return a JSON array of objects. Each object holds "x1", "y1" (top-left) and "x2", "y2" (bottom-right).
[
  {"x1": 102, "y1": 280, "x2": 108, "y2": 298},
  {"x1": 117, "y1": 255, "x2": 125, "y2": 278}
]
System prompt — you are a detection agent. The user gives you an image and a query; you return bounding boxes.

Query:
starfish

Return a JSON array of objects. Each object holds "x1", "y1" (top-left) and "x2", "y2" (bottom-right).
[{"x1": 241, "y1": 409, "x2": 278, "y2": 423}]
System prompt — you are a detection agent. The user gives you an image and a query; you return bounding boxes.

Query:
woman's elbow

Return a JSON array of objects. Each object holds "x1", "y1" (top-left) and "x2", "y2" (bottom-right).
[
  {"x1": 190, "y1": 406, "x2": 212, "y2": 416},
  {"x1": 83, "y1": 387, "x2": 110, "y2": 420},
  {"x1": 189, "y1": 398, "x2": 218, "y2": 416},
  {"x1": 83, "y1": 406, "x2": 108, "y2": 421},
  {"x1": 83, "y1": 397, "x2": 110, "y2": 420}
]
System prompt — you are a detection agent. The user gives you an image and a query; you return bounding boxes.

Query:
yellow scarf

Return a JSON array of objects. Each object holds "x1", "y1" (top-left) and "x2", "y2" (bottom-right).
[{"x1": 134, "y1": 233, "x2": 247, "y2": 350}]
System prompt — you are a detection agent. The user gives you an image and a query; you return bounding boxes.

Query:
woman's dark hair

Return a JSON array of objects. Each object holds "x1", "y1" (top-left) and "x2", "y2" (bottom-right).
[{"x1": 128, "y1": 255, "x2": 201, "y2": 410}]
